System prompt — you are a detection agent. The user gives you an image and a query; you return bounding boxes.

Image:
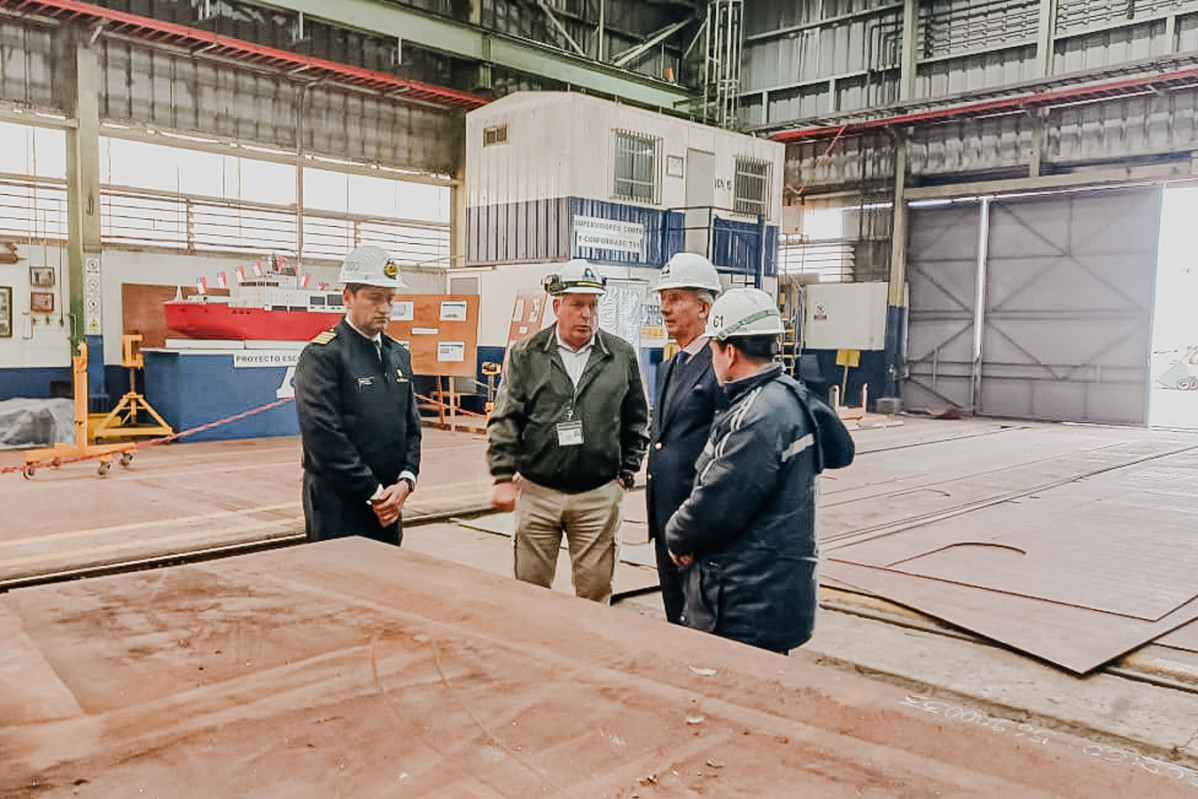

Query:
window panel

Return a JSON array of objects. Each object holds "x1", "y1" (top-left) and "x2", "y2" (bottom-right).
[
  {"x1": 733, "y1": 157, "x2": 771, "y2": 218},
  {"x1": 0, "y1": 123, "x2": 446, "y2": 261},
  {"x1": 613, "y1": 130, "x2": 661, "y2": 204}
]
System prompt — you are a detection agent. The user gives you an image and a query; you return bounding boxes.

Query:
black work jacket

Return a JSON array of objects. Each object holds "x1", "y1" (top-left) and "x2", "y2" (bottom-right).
[{"x1": 665, "y1": 364, "x2": 854, "y2": 653}]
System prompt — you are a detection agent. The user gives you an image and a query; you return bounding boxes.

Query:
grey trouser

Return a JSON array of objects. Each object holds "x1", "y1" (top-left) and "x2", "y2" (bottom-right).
[{"x1": 512, "y1": 478, "x2": 624, "y2": 604}]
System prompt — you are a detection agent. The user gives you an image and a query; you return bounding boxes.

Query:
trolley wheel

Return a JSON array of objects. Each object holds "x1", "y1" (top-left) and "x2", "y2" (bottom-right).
[
  {"x1": 22, "y1": 464, "x2": 35, "y2": 480},
  {"x1": 97, "y1": 461, "x2": 111, "y2": 477},
  {"x1": 120, "y1": 452, "x2": 134, "y2": 467}
]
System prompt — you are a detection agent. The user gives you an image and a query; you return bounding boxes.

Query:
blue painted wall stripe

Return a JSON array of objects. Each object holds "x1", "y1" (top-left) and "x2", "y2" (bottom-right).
[{"x1": 467, "y1": 197, "x2": 777, "y2": 274}]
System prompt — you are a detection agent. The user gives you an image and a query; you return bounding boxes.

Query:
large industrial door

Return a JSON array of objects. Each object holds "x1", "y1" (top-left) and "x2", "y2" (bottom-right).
[{"x1": 905, "y1": 187, "x2": 1161, "y2": 425}]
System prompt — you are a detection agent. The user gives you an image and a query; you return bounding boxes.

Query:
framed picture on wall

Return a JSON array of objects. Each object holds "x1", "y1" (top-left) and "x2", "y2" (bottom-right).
[
  {"x1": 0, "y1": 286, "x2": 10, "y2": 337},
  {"x1": 29, "y1": 266, "x2": 54, "y2": 288},
  {"x1": 30, "y1": 291, "x2": 54, "y2": 314}
]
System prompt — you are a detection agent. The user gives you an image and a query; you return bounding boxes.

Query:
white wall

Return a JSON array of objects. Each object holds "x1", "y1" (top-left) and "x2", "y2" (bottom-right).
[
  {"x1": 0, "y1": 242, "x2": 71, "y2": 369},
  {"x1": 0, "y1": 245, "x2": 441, "y2": 370},
  {"x1": 459, "y1": 263, "x2": 560, "y2": 347},
  {"x1": 467, "y1": 92, "x2": 786, "y2": 225}
]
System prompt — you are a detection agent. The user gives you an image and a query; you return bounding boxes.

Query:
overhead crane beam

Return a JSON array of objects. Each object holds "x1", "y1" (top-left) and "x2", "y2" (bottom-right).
[{"x1": 257, "y1": 0, "x2": 693, "y2": 111}]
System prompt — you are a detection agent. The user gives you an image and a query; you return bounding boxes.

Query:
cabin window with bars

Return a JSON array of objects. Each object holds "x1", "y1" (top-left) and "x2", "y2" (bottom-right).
[
  {"x1": 612, "y1": 130, "x2": 661, "y2": 204},
  {"x1": 733, "y1": 158, "x2": 771, "y2": 218},
  {"x1": 483, "y1": 125, "x2": 508, "y2": 147}
]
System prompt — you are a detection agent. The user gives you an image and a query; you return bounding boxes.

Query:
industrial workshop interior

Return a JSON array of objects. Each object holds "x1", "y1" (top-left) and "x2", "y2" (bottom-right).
[{"x1": 2, "y1": 0, "x2": 1198, "y2": 795}]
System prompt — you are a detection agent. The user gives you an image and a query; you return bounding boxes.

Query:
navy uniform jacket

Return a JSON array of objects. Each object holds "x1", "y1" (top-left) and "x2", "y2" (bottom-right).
[
  {"x1": 665, "y1": 364, "x2": 854, "y2": 653},
  {"x1": 645, "y1": 346, "x2": 727, "y2": 622},
  {"x1": 295, "y1": 317, "x2": 421, "y2": 545},
  {"x1": 646, "y1": 346, "x2": 727, "y2": 541}
]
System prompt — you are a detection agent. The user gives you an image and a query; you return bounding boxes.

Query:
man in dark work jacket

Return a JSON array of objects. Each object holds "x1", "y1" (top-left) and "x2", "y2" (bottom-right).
[
  {"x1": 645, "y1": 252, "x2": 727, "y2": 624},
  {"x1": 295, "y1": 245, "x2": 421, "y2": 546}
]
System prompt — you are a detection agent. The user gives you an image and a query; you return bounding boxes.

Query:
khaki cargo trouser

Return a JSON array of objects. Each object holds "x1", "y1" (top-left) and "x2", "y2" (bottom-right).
[{"x1": 512, "y1": 478, "x2": 624, "y2": 604}]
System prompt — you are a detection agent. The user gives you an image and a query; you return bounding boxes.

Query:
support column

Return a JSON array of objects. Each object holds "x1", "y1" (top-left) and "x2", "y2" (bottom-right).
[
  {"x1": 1035, "y1": 0, "x2": 1057, "y2": 78},
  {"x1": 1028, "y1": 109, "x2": 1045, "y2": 178},
  {"x1": 449, "y1": 117, "x2": 468, "y2": 275},
  {"x1": 898, "y1": 0, "x2": 918, "y2": 102},
  {"x1": 882, "y1": 134, "x2": 908, "y2": 407},
  {"x1": 970, "y1": 196, "x2": 992, "y2": 412},
  {"x1": 66, "y1": 39, "x2": 104, "y2": 402},
  {"x1": 597, "y1": 0, "x2": 606, "y2": 61}
]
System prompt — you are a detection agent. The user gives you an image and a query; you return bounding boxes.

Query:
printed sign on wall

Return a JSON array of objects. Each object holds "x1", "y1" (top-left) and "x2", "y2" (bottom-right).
[
  {"x1": 572, "y1": 216, "x2": 645, "y2": 255},
  {"x1": 84, "y1": 257, "x2": 102, "y2": 335}
]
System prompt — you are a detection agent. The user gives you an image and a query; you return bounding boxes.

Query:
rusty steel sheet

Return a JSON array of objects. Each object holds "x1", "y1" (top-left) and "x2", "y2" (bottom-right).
[
  {"x1": 823, "y1": 560, "x2": 1198, "y2": 674},
  {"x1": 826, "y1": 446, "x2": 1198, "y2": 622},
  {"x1": 4, "y1": 538, "x2": 1195, "y2": 798},
  {"x1": 1156, "y1": 619, "x2": 1198, "y2": 653},
  {"x1": 818, "y1": 427, "x2": 1192, "y2": 544}
]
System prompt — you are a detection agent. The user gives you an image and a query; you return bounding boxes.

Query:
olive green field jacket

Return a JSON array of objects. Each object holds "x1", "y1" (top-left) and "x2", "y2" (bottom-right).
[{"x1": 487, "y1": 326, "x2": 649, "y2": 493}]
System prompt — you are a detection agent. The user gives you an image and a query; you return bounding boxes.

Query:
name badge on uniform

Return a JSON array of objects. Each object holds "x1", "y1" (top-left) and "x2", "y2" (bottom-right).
[
  {"x1": 357, "y1": 376, "x2": 374, "y2": 390},
  {"x1": 556, "y1": 420, "x2": 584, "y2": 446}
]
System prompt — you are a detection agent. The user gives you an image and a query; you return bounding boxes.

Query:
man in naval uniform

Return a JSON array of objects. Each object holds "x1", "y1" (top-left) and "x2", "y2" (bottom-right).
[{"x1": 294, "y1": 245, "x2": 421, "y2": 546}]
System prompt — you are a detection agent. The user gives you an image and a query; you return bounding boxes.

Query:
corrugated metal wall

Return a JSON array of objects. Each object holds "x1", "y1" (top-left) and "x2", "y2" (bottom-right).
[
  {"x1": 742, "y1": 0, "x2": 903, "y2": 125},
  {"x1": 744, "y1": 0, "x2": 1198, "y2": 129},
  {"x1": 466, "y1": 198, "x2": 572, "y2": 265},
  {"x1": 0, "y1": 16, "x2": 460, "y2": 174},
  {"x1": 570, "y1": 198, "x2": 684, "y2": 268},
  {"x1": 784, "y1": 79, "x2": 1198, "y2": 194},
  {"x1": 0, "y1": 21, "x2": 61, "y2": 109},
  {"x1": 465, "y1": 196, "x2": 777, "y2": 274}
]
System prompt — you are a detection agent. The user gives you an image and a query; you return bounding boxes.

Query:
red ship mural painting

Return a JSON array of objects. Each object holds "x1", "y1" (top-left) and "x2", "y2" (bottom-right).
[{"x1": 164, "y1": 261, "x2": 342, "y2": 342}]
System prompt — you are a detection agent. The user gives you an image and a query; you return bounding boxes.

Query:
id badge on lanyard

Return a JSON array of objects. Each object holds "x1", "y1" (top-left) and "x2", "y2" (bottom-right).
[{"x1": 556, "y1": 403, "x2": 583, "y2": 446}]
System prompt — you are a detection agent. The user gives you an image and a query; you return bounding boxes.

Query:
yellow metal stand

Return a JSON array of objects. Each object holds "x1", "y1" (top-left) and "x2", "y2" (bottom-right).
[
  {"x1": 23, "y1": 341, "x2": 138, "y2": 478},
  {"x1": 91, "y1": 334, "x2": 173, "y2": 441},
  {"x1": 481, "y1": 360, "x2": 502, "y2": 417}
]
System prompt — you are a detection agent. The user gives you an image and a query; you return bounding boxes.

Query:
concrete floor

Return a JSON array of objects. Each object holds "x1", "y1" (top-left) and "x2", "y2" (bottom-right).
[{"x1": 3, "y1": 417, "x2": 1198, "y2": 796}]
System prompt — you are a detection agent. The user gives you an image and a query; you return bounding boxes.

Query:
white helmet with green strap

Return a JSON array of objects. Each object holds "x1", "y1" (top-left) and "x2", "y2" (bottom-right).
[{"x1": 704, "y1": 288, "x2": 785, "y2": 340}]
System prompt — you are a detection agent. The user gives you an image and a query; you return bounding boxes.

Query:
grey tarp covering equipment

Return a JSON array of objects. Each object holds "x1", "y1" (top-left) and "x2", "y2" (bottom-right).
[{"x1": 0, "y1": 398, "x2": 74, "y2": 450}]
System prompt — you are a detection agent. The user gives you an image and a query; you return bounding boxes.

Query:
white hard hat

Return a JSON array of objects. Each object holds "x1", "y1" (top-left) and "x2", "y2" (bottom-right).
[
  {"x1": 338, "y1": 245, "x2": 406, "y2": 289},
  {"x1": 543, "y1": 259, "x2": 606, "y2": 296},
  {"x1": 704, "y1": 288, "x2": 785, "y2": 340},
  {"x1": 654, "y1": 252, "x2": 722, "y2": 294}
]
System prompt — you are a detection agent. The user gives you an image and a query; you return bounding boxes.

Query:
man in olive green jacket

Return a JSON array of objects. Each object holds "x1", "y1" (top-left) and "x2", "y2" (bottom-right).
[{"x1": 488, "y1": 260, "x2": 649, "y2": 603}]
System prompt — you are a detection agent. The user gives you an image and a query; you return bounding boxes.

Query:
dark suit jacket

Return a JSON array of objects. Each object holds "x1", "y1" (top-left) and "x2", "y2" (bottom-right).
[{"x1": 645, "y1": 345, "x2": 728, "y2": 541}]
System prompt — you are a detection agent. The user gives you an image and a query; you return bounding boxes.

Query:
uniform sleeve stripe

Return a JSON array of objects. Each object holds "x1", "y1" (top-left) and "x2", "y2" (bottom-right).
[
  {"x1": 729, "y1": 386, "x2": 762, "y2": 431},
  {"x1": 783, "y1": 433, "x2": 813, "y2": 462}
]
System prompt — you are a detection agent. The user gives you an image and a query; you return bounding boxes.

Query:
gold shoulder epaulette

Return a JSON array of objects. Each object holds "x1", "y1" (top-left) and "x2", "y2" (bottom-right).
[{"x1": 311, "y1": 329, "x2": 337, "y2": 345}]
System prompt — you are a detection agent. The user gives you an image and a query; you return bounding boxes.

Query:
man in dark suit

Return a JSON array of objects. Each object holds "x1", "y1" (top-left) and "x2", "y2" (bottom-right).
[
  {"x1": 295, "y1": 245, "x2": 421, "y2": 546},
  {"x1": 645, "y1": 252, "x2": 726, "y2": 623}
]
